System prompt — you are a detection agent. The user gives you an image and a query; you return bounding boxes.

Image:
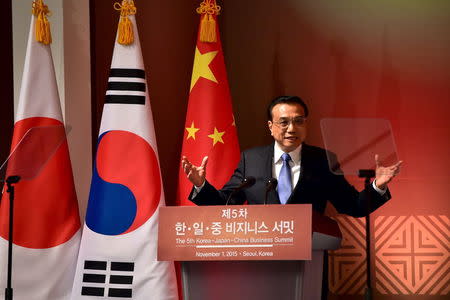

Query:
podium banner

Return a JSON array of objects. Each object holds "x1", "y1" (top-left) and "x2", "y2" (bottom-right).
[{"x1": 158, "y1": 204, "x2": 312, "y2": 261}]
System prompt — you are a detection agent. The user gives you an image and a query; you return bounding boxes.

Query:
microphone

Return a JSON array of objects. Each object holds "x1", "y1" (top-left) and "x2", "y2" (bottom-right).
[
  {"x1": 264, "y1": 178, "x2": 278, "y2": 205},
  {"x1": 225, "y1": 177, "x2": 256, "y2": 205}
]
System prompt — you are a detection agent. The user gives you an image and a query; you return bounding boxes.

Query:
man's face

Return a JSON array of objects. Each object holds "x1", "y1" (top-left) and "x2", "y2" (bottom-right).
[{"x1": 268, "y1": 103, "x2": 307, "y2": 153}]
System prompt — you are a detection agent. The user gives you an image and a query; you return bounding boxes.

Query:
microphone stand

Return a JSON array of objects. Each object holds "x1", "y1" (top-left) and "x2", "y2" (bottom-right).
[
  {"x1": 225, "y1": 192, "x2": 235, "y2": 206},
  {"x1": 358, "y1": 169, "x2": 375, "y2": 300},
  {"x1": 264, "y1": 178, "x2": 277, "y2": 205},
  {"x1": 4, "y1": 175, "x2": 21, "y2": 300},
  {"x1": 226, "y1": 177, "x2": 256, "y2": 205}
]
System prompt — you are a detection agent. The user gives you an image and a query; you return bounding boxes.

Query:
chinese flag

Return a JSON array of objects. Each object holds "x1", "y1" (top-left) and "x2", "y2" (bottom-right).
[{"x1": 177, "y1": 1, "x2": 240, "y2": 206}]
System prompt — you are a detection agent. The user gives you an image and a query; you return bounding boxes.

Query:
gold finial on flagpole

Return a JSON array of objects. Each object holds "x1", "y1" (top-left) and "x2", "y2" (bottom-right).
[
  {"x1": 197, "y1": 0, "x2": 221, "y2": 43},
  {"x1": 114, "y1": 0, "x2": 137, "y2": 45},
  {"x1": 32, "y1": 0, "x2": 52, "y2": 45}
]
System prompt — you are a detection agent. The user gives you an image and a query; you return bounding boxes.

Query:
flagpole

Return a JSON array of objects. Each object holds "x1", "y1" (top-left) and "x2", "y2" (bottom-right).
[{"x1": 4, "y1": 175, "x2": 20, "y2": 300}]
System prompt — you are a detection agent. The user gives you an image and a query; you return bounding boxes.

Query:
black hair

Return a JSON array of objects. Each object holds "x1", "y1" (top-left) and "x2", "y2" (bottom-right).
[{"x1": 267, "y1": 96, "x2": 309, "y2": 120}]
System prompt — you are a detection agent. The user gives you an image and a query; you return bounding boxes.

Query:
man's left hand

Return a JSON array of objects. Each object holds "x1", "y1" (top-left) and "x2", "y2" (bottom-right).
[{"x1": 374, "y1": 154, "x2": 403, "y2": 190}]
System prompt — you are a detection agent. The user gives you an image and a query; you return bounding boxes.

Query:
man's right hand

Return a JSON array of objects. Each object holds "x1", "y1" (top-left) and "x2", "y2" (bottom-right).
[{"x1": 181, "y1": 156, "x2": 208, "y2": 187}]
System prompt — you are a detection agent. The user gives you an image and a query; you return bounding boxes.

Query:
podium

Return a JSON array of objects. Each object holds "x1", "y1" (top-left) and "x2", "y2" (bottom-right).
[{"x1": 158, "y1": 204, "x2": 342, "y2": 300}]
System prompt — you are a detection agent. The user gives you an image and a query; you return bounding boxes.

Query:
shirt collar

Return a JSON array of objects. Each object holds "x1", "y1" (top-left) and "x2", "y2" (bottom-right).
[{"x1": 273, "y1": 142, "x2": 302, "y2": 165}]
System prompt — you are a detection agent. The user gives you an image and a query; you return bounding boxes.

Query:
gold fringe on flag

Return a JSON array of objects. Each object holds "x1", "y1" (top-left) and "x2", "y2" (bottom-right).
[
  {"x1": 196, "y1": 0, "x2": 221, "y2": 43},
  {"x1": 114, "y1": 0, "x2": 137, "y2": 45},
  {"x1": 32, "y1": 0, "x2": 52, "y2": 45}
]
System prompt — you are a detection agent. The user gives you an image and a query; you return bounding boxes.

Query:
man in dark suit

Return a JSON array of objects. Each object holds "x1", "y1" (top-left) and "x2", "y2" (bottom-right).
[{"x1": 181, "y1": 96, "x2": 402, "y2": 217}]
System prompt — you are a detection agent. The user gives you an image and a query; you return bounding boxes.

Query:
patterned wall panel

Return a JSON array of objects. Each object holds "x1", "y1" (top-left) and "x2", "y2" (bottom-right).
[
  {"x1": 374, "y1": 215, "x2": 449, "y2": 295},
  {"x1": 328, "y1": 216, "x2": 367, "y2": 295}
]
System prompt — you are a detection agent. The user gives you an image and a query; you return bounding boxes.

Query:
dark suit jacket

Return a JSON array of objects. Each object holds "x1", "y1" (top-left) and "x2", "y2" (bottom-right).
[{"x1": 190, "y1": 143, "x2": 390, "y2": 217}]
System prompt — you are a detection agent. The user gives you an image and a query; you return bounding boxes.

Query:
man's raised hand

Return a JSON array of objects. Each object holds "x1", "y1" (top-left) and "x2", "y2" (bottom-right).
[
  {"x1": 181, "y1": 156, "x2": 208, "y2": 187},
  {"x1": 374, "y1": 154, "x2": 403, "y2": 189}
]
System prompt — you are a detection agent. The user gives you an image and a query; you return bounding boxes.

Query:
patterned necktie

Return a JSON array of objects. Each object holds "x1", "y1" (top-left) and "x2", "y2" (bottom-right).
[{"x1": 278, "y1": 153, "x2": 292, "y2": 204}]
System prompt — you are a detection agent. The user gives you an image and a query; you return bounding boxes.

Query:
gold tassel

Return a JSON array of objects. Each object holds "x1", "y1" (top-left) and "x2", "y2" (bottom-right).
[
  {"x1": 114, "y1": 0, "x2": 137, "y2": 45},
  {"x1": 32, "y1": 0, "x2": 52, "y2": 45},
  {"x1": 197, "y1": 0, "x2": 221, "y2": 43}
]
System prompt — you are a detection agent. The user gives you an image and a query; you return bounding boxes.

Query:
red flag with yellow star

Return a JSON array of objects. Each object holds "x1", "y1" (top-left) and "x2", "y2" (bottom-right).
[{"x1": 177, "y1": 0, "x2": 240, "y2": 206}]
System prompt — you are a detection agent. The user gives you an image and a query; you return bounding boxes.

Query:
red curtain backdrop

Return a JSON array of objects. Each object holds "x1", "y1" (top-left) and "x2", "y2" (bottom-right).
[{"x1": 89, "y1": 1, "x2": 449, "y2": 299}]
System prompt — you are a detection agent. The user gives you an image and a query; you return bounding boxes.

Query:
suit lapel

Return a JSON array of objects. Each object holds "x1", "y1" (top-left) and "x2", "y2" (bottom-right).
[
  {"x1": 286, "y1": 143, "x2": 309, "y2": 204},
  {"x1": 263, "y1": 144, "x2": 280, "y2": 204}
]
